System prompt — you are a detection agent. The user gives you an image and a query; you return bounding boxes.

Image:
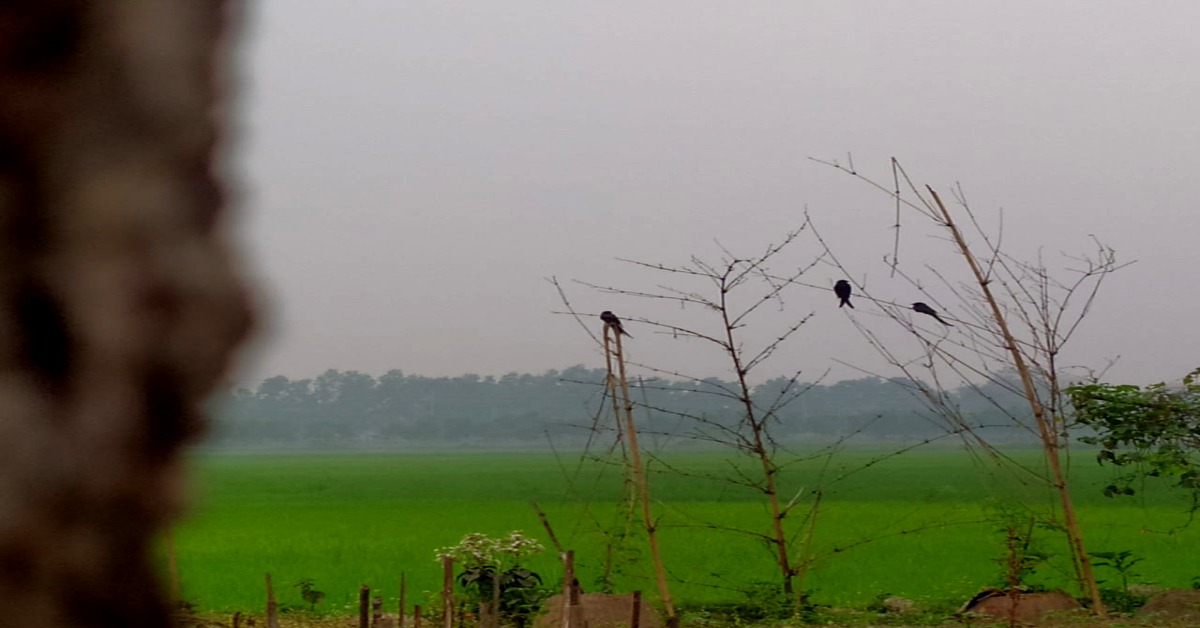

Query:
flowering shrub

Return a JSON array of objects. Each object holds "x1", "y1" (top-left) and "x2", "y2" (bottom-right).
[
  {"x1": 435, "y1": 531, "x2": 549, "y2": 628},
  {"x1": 435, "y1": 531, "x2": 545, "y2": 569}
]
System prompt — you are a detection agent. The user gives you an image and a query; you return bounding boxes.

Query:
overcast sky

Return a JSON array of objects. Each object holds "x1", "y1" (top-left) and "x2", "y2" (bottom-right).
[{"x1": 229, "y1": 1, "x2": 1199, "y2": 387}]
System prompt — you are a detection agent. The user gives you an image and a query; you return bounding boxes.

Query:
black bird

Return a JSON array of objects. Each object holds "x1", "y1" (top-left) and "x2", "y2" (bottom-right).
[
  {"x1": 912, "y1": 302, "x2": 953, "y2": 326},
  {"x1": 834, "y1": 280, "x2": 854, "y2": 309},
  {"x1": 600, "y1": 311, "x2": 633, "y2": 338}
]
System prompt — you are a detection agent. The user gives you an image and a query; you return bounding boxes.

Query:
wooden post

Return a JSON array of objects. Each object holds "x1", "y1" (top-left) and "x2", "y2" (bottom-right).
[
  {"x1": 372, "y1": 595, "x2": 383, "y2": 628},
  {"x1": 630, "y1": 591, "x2": 641, "y2": 628},
  {"x1": 442, "y1": 556, "x2": 455, "y2": 628},
  {"x1": 359, "y1": 585, "x2": 371, "y2": 628},
  {"x1": 399, "y1": 573, "x2": 407, "y2": 628},
  {"x1": 562, "y1": 551, "x2": 583, "y2": 628},
  {"x1": 561, "y1": 551, "x2": 574, "y2": 628},
  {"x1": 414, "y1": 605, "x2": 422, "y2": 628},
  {"x1": 567, "y1": 577, "x2": 583, "y2": 628},
  {"x1": 490, "y1": 568, "x2": 502, "y2": 628},
  {"x1": 232, "y1": 611, "x2": 241, "y2": 628},
  {"x1": 265, "y1": 573, "x2": 280, "y2": 628}
]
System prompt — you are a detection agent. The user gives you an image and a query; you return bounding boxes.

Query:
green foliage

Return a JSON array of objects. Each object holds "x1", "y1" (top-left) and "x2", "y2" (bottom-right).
[
  {"x1": 681, "y1": 583, "x2": 819, "y2": 623},
  {"x1": 988, "y1": 504, "x2": 1053, "y2": 591},
  {"x1": 864, "y1": 592, "x2": 893, "y2": 613},
  {"x1": 293, "y1": 578, "x2": 326, "y2": 611},
  {"x1": 454, "y1": 565, "x2": 548, "y2": 628},
  {"x1": 1088, "y1": 550, "x2": 1149, "y2": 613},
  {"x1": 1097, "y1": 587, "x2": 1147, "y2": 614},
  {"x1": 1069, "y1": 368, "x2": 1200, "y2": 499},
  {"x1": 1089, "y1": 550, "x2": 1144, "y2": 590}
]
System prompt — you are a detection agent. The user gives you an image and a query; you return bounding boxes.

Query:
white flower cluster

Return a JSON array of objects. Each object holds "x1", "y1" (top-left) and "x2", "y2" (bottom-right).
[{"x1": 434, "y1": 531, "x2": 545, "y2": 568}]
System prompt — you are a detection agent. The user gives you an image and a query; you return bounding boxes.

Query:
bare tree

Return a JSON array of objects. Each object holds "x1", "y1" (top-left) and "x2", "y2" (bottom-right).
[
  {"x1": 814, "y1": 157, "x2": 1126, "y2": 615},
  {"x1": 0, "y1": 3, "x2": 252, "y2": 627},
  {"x1": 564, "y1": 225, "x2": 830, "y2": 603}
]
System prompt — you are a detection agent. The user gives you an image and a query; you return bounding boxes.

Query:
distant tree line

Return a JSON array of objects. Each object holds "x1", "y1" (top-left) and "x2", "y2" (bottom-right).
[{"x1": 206, "y1": 367, "x2": 1038, "y2": 447}]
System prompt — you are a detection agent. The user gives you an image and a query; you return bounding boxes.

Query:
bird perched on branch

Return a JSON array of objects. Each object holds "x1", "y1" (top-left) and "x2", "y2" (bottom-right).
[
  {"x1": 600, "y1": 311, "x2": 632, "y2": 338},
  {"x1": 834, "y1": 280, "x2": 854, "y2": 308},
  {"x1": 912, "y1": 302, "x2": 953, "y2": 326}
]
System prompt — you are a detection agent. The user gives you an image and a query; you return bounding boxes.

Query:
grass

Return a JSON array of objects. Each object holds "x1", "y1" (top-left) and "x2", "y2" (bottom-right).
[{"x1": 172, "y1": 446, "x2": 1199, "y2": 615}]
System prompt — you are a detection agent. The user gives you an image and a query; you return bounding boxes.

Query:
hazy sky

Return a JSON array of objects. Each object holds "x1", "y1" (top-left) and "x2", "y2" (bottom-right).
[{"x1": 230, "y1": 1, "x2": 1199, "y2": 387}]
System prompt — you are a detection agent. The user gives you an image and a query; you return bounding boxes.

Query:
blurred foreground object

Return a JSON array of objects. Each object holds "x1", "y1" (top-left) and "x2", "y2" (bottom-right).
[{"x1": 0, "y1": 2, "x2": 252, "y2": 627}]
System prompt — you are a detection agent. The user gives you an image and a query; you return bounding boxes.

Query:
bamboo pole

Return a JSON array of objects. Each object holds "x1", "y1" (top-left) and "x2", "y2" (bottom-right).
[
  {"x1": 606, "y1": 325, "x2": 678, "y2": 627},
  {"x1": 927, "y1": 186, "x2": 1104, "y2": 616},
  {"x1": 602, "y1": 325, "x2": 637, "y2": 593}
]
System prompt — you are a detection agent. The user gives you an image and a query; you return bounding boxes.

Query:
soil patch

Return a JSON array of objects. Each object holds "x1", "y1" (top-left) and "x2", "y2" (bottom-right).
[
  {"x1": 536, "y1": 592, "x2": 661, "y2": 628},
  {"x1": 1137, "y1": 588, "x2": 1200, "y2": 623},
  {"x1": 960, "y1": 589, "x2": 1083, "y2": 623}
]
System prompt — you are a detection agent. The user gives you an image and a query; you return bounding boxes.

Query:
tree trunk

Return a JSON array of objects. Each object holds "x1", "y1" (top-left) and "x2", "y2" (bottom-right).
[{"x1": 0, "y1": 3, "x2": 252, "y2": 627}]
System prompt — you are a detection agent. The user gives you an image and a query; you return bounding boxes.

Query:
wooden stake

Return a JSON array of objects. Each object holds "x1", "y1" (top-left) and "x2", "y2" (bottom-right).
[
  {"x1": 630, "y1": 591, "x2": 641, "y2": 628},
  {"x1": 562, "y1": 550, "x2": 584, "y2": 628},
  {"x1": 232, "y1": 611, "x2": 241, "y2": 628},
  {"x1": 265, "y1": 573, "x2": 279, "y2": 628},
  {"x1": 372, "y1": 595, "x2": 383, "y2": 628},
  {"x1": 561, "y1": 551, "x2": 573, "y2": 628},
  {"x1": 358, "y1": 585, "x2": 371, "y2": 628},
  {"x1": 442, "y1": 556, "x2": 455, "y2": 628},
  {"x1": 399, "y1": 573, "x2": 407, "y2": 628},
  {"x1": 490, "y1": 564, "x2": 502, "y2": 628},
  {"x1": 414, "y1": 605, "x2": 422, "y2": 628}
]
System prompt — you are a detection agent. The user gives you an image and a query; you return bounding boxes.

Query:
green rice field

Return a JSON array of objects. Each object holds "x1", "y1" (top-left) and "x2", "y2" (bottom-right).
[{"x1": 174, "y1": 446, "x2": 1199, "y2": 613}]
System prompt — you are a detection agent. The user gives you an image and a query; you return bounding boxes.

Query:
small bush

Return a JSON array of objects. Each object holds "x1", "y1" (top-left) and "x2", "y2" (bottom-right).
[{"x1": 1098, "y1": 587, "x2": 1147, "y2": 615}]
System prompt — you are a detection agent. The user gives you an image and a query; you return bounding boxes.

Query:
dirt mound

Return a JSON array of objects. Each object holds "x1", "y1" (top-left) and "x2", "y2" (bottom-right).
[
  {"x1": 536, "y1": 593, "x2": 661, "y2": 628},
  {"x1": 1137, "y1": 588, "x2": 1200, "y2": 623},
  {"x1": 960, "y1": 589, "x2": 1082, "y2": 623}
]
